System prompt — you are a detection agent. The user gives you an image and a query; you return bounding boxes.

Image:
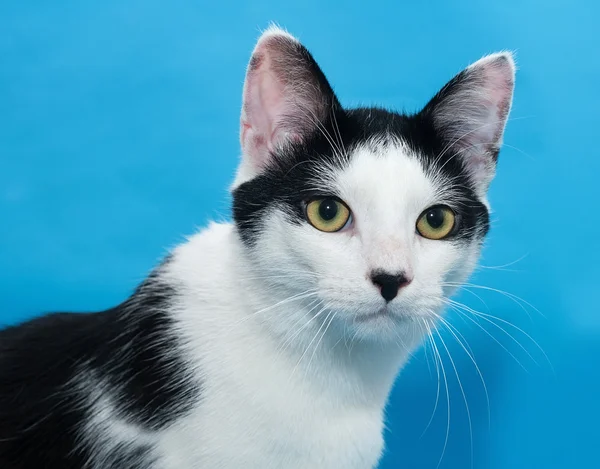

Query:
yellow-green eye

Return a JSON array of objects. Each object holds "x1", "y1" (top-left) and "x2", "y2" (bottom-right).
[
  {"x1": 416, "y1": 206, "x2": 456, "y2": 240},
  {"x1": 305, "y1": 198, "x2": 351, "y2": 232}
]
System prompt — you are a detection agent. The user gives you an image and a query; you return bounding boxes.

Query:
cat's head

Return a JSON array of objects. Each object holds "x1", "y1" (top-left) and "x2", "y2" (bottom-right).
[{"x1": 232, "y1": 27, "x2": 514, "y2": 343}]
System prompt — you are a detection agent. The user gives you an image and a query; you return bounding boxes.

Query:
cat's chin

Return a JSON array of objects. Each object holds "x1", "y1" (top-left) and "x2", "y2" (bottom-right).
[
  {"x1": 343, "y1": 307, "x2": 418, "y2": 342},
  {"x1": 354, "y1": 307, "x2": 396, "y2": 323}
]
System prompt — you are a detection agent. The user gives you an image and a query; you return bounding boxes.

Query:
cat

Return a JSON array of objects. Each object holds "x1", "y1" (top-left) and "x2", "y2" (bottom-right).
[{"x1": 0, "y1": 26, "x2": 515, "y2": 469}]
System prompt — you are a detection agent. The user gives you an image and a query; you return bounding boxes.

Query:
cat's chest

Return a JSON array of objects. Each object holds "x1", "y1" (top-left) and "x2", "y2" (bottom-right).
[{"x1": 156, "y1": 396, "x2": 385, "y2": 469}]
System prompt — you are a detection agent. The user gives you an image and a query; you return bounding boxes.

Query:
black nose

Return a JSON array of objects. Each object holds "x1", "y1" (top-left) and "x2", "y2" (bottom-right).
[{"x1": 370, "y1": 271, "x2": 411, "y2": 302}]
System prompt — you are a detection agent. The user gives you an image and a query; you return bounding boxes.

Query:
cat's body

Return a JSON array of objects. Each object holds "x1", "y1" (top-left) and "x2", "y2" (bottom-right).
[{"x1": 0, "y1": 27, "x2": 515, "y2": 468}]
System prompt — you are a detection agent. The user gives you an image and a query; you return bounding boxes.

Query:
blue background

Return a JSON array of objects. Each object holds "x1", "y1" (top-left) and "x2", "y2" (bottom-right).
[{"x1": 1, "y1": 1, "x2": 598, "y2": 467}]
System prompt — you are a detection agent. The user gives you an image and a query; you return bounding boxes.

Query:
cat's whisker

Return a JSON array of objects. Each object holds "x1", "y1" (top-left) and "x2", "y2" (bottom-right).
[
  {"x1": 2, "y1": 25, "x2": 523, "y2": 469},
  {"x1": 290, "y1": 306, "x2": 333, "y2": 380},
  {"x1": 447, "y1": 303, "x2": 530, "y2": 372},
  {"x1": 420, "y1": 319, "x2": 442, "y2": 439},
  {"x1": 330, "y1": 107, "x2": 348, "y2": 165},
  {"x1": 477, "y1": 252, "x2": 529, "y2": 272},
  {"x1": 277, "y1": 299, "x2": 324, "y2": 354},
  {"x1": 442, "y1": 281, "x2": 544, "y2": 319},
  {"x1": 436, "y1": 313, "x2": 490, "y2": 431},
  {"x1": 432, "y1": 327, "x2": 452, "y2": 469},
  {"x1": 232, "y1": 290, "x2": 320, "y2": 327},
  {"x1": 446, "y1": 299, "x2": 534, "y2": 355},
  {"x1": 422, "y1": 328, "x2": 434, "y2": 378},
  {"x1": 502, "y1": 142, "x2": 537, "y2": 161},
  {"x1": 456, "y1": 287, "x2": 492, "y2": 313},
  {"x1": 295, "y1": 103, "x2": 345, "y2": 160},
  {"x1": 241, "y1": 265, "x2": 320, "y2": 277},
  {"x1": 306, "y1": 310, "x2": 338, "y2": 373},
  {"x1": 447, "y1": 298, "x2": 553, "y2": 371},
  {"x1": 238, "y1": 273, "x2": 317, "y2": 282},
  {"x1": 435, "y1": 327, "x2": 474, "y2": 469}
]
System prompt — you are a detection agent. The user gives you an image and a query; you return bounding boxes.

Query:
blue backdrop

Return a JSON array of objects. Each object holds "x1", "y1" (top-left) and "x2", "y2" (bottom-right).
[{"x1": 1, "y1": 1, "x2": 598, "y2": 468}]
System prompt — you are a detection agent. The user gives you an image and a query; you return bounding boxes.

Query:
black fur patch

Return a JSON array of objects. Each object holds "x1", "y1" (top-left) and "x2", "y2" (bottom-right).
[
  {"x1": 0, "y1": 271, "x2": 199, "y2": 468},
  {"x1": 233, "y1": 106, "x2": 490, "y2": 245},
  {"x1": 233, "y1": 39, "x2": 496, "y2": 246},
  {"x1": 104, "y1": 443, "x2": 156, "y2": 468}
]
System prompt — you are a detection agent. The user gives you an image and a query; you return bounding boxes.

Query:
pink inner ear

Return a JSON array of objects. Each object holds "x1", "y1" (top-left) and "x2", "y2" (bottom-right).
[
  {"x1": 239, "y1": 29, "x2": 334, "y2": 176},
  {"x1": 430, "y1": 53, "x2": 514, "y2": 193},
  {"x1": 241, "y1": 48, "x2": 289, "y2": 168},
  {"x1": 480, "y1": 58, "x2": 514, "y2": 142},
  {"x1": 441, "y1": 54, "x2": 515, "y2": 151}
]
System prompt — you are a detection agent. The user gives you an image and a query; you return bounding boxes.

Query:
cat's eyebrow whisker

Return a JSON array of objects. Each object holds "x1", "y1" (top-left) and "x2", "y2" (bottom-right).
[
  {"x1": 281, "y1": 158, "x2": 322, "y2": 180},
  {"x1": 330, "y1": 106, "x2": 348, "y2": 165},
  {"x1": 294, "y1": 102, "x2": 345, "y2": 160}
]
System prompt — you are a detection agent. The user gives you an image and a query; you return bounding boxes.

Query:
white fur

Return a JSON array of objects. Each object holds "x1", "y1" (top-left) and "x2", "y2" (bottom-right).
[
  {"x1": 77, "y1": 28, "x2": 510, "y2": 469},
  {"x1": 80, "y1": 142, "x2": 481, "y2": 469}
]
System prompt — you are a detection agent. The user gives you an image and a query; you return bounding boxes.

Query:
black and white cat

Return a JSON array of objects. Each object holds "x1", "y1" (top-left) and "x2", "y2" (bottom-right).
[{"x1": 0, "y1": 26, "x2": 515, "y2": 469}]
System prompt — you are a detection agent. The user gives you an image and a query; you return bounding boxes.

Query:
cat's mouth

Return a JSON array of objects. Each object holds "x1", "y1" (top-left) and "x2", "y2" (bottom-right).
[{"x1": 355, "y1": 307, "x2": 393, "y2": 322}]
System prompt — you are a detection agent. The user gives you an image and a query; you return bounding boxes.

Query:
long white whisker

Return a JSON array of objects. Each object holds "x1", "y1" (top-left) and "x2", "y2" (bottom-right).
[
  {"x1": 436, "y1": 314, "x2": 490, "y2": 429},
  {"x1": 436, "y1": 328, "x2": 474, "y2": 469},
  {"x1": 446, "y1": 303, "x2": 529, "y2": 372},
  {"x1": 434, "y1": 325, "x2": 451, "y2": 469},
  {"x1": 450, "y1": 299, "x2": 553, "y2": 371},
  {"x1": 306, "y1": 311, "x2": 338, "y2": 372},
  {"x1": 289, "y1": 305, "x2": 332, "y2": 379},
  {"x1": 447, "y1": 299, "x2": 544, "y2": 366},
  {"x1": 233, "y1": 290, "x2": 319, "y2": 326},
  {"x1": 420, "y1": 319, "x2": 442, "y2": 439},
  {"x1": 477, "y1": 252, "x2": 529, "y2": 271},
  {"x1": 443, "y1": 282, "x2": 544, "y2": 319},
  {"x1": 277, "y1": 298, "x2": 323, "y2": 353}
]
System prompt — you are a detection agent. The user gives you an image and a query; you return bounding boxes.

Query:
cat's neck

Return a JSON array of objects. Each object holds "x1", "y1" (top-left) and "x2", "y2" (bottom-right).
[{"x1": 168, "y1": 222, "x2": 415, "y2": 409}]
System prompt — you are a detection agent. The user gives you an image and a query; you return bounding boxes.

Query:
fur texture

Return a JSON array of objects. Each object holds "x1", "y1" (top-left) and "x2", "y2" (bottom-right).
[{"x1": 0, "y1": 27, "x2": 515, "y2": 468}]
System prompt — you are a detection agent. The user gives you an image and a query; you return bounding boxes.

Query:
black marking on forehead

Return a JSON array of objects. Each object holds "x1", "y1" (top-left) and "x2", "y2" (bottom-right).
[{"x1": 233, "y1": 106, "x2": 490, "y2": 245}]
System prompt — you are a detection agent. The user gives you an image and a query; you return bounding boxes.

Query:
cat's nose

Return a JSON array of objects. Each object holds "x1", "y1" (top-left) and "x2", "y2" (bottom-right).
[{"x1": 370, "y1": 271, "x2": 412, "y2": 302}]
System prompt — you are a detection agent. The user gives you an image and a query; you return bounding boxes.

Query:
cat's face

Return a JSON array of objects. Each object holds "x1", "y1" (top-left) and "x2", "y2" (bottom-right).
[{"x1": 233, "y1": 27, "x2": 514, "y2": 343}]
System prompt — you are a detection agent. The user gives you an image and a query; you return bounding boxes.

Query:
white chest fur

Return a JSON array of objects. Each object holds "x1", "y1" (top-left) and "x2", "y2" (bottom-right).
[
  {"x1": 157, "y1": 390, "x2": 385, "y2": 469},
  {"x1": 152, "y1": 223, "x2": 409, "y2": 469}
]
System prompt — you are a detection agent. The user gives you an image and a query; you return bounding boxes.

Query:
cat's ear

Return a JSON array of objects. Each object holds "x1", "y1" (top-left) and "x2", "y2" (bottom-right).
[
  {"x1": 238, "y1": 26, "x2": 339, "y2": 180},
  {"x1": 422, "y1": 52, "x2": 515, "y2": 193}
]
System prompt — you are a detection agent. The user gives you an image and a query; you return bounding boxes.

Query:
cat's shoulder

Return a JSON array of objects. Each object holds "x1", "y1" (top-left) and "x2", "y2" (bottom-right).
[{"x1": 165, "y1": 221, "x2": 240, "y2": 284}]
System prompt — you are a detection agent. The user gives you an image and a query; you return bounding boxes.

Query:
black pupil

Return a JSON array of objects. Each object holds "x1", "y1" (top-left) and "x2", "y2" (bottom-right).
[
  {"x1": 319, "y1": 199, "x2": 339, "y2": 221},
  {"x1": 427, "y1": 208, "x2": 446, "y2": 229}
]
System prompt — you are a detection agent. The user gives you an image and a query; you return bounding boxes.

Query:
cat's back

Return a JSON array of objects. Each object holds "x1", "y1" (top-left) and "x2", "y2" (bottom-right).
[
  {"x1": 0, "y1": 259, "x2": 205, "y2": 467},
  {"x1": 0, "y1": 311, "x2": 118, "y2": 468}
]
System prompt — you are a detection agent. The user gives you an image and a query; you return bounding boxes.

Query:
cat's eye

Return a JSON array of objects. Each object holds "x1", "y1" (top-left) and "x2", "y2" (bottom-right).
[
  {"x1": 416, "y1": 206, "x2": 456, "y2": 240},
  {"x1": 305, "y1": 198, "x2": 351, "y2": 233}
]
